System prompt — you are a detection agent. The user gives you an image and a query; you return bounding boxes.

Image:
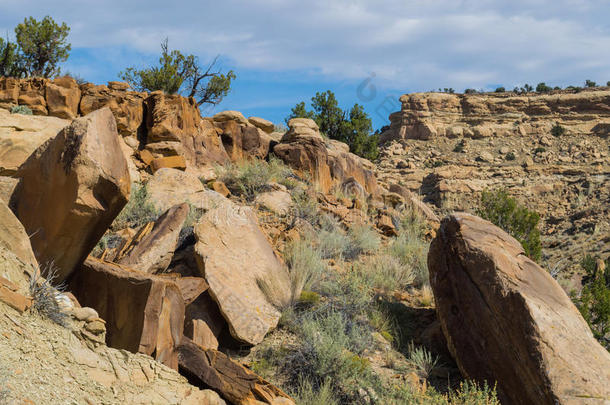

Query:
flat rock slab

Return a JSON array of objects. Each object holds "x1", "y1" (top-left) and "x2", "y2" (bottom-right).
[
  {"x1": 194, "y1": 198, "x2": 290, "y2": 345},
  {"x1": 428, "y1": 213, "x2": 610, "y2": 404}
]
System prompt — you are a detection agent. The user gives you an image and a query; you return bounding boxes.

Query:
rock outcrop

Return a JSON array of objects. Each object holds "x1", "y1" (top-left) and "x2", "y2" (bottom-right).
[
  {"x1": 382, "y1": 89, "x2": 610, "y2": 142},
  {"x1": 428, "y1": 213, "x2": 610, "y2": 404},
  {"x1": 193, "y1": 197, "x2": 290, "y2": 345},
  {"x1": 71, "y1": 258, "x2": 186, "y2": 369},
  {"x1": 10, "y1": 108, "x2": 130, "y2": 282},
  {"x1": 273, "y1": 118, "x2": 378, "y2": 195}
]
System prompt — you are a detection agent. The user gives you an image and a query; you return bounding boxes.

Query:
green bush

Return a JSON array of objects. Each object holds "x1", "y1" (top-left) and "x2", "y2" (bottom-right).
[
  {"x1": 446, "y1": 381, "x2": 500, "y2": 404},
  {"x1": 407, "y1": 342, "x2": 439, "y2": 379},
  {"x1": 453, "y1": 139, "x2": 466, "y2": 153},
  {"x1": 216, "y1": 158, "x2": 295, "y2": 200},
  {"x1": 536, "y1": 82, "x2": 552, "y2": 93},
  {"x1": 389, "y1": 232, "x2": 429, "y2": 287},
  {"x1": 293, "y1": 377, "x2": 339, "y2": 405},
  {"x1": 551, "y1": 122, "x2": 566, "y2": 137},
  {"x1": 577, "y1": 255, "x2": 610, "y2": 350},
  {"x1": 355, "y1": 254, "x2": 415, "y2": 293},
  {"x1": 533, "y1": 146, "x2": 546, "y2": 154},
  {"x1": 288, "y1": 188, "x2": 319, "y2": 228},
  {"x1": 585, "y1": 79, "x2": 597, "y2": 88},
  {"x1": 494, "y1": 87, "x2": 505, "y2": 93},
  {"x1": 477, "y1": 189, "x2": 541, "y2": 261},
  {"x1": 345, "y1": 224, "x2": 381, "y2": 260},
  {"x1": 505, "y1": 151, "x2": 516, "y2": 161},
  {"x1": 10, "y1": 105, "x2": 32, "y2": 115},
  {"x1": 112, "y1": 182, "x2": 159, "y2": 230}
]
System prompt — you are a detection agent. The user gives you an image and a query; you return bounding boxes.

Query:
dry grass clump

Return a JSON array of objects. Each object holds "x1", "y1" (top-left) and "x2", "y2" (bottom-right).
[{"x1": 29, "y1": 264, "x2": 69, "y2": 326}]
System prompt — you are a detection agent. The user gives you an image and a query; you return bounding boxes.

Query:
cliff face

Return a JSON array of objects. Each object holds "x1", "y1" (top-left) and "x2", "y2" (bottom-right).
[{"x1": 382, "y1": 89, "x2": 610, "y2": 142}]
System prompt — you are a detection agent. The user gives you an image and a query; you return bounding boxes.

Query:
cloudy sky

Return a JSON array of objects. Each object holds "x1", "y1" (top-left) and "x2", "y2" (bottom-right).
[{"x1": 2, "y1": 0, "x2": 610, "y2": 128}]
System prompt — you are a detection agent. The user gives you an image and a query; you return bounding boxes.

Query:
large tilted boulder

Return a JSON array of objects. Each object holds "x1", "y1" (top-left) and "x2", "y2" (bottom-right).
[
  {"x1": 193, "y1": 197, "x2": 291, "y2": 345},
  {"x1": 116, "y1": 203, "x2": 189, "y2": 273},
  {"x1": 178, "y1": 338, "x2": 294, "y2": 405},
  {"x1": 10, "y1": 108, "x2": 130, "y2": 282},
  {"x1": 70, "y1": 258, "x2": 185, "y2": 370},
  {"x1": 428, "y1": 213, "x2": 610, "y2": 404},
  {"x1": 0, "y1": 109, "x2": 69, "y2": 175}
]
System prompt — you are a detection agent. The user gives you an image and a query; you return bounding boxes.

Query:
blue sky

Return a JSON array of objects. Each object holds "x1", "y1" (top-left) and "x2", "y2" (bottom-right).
[{"x1": 2, "y1": 0, "x2": 610, "y2": 129}]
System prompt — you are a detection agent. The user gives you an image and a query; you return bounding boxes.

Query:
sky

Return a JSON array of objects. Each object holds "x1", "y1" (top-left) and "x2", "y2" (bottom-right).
[{"x1": 2, "y1": 0, "x2": 610, "y2": 129}]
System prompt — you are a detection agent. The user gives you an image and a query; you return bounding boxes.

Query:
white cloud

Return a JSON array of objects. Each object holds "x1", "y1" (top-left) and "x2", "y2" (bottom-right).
[{"x1": 1, "y1": 0, "x2": 610, "y2": 91}]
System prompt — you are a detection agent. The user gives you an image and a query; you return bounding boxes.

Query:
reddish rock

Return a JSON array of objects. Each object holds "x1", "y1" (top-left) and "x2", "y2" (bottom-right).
[
  {"x1": 10, "y1": 108, "x2": 130, "y2": 282},
  {"x1": 70, "y1": 258, "x2": 185, "y2": 370},
  {"x1": 151, "y1": 155, "x2": 187, "y2": 172},
  {"x1": 45, "y1": 76, "x2": 81, "y2": 119},
  {"x1": 0, "y1": 77, "x2": 20, "y2": 108},
  {"x1": 428, "y1": 213, "x2": 610, "y2": 404},
  {"x1": 18, "y1": 78, "x2": 47, "y2": 115}
]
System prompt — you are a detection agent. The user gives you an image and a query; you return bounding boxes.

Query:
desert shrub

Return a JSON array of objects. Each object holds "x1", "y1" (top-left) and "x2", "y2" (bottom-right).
[
  {"x1": 505, "y1": 151, "x2": 516, "y2": 161},
  {"x1": 551, "y1": 122, "x2": 566, "y2": 137},
  {"x1": 388, "y1": 232, "x2": 429, "y2": 287},
  {"x1": 494, "y1": 87, "x2": 505, "y2": 93},
  {"x1": 356, "y1": 254, "x2": 415, "y2": 293},
  {"x1": 477, "y1": 189, "x2": 541, "y2": 261},
  {"x1": 284, "y1": 309, "x2": 377, "y2": 402},
  {"x1": 577, "y1": 255, "x2": 610, "y2": 350},
  {"x1": 288, "y1": 188, "x2": 319, "y2": 228},
  {"x1": 533, "y1": 146, "x2": 546, "y2": 154},
  {"x1": 464, "y1": 88, "x2": 478, "y2": 94},
  {"x1": 10, "y1": 105, "x2": 33, "y2": 115},
  {"x1": 283, "y1": 240, "x2": 326, "y2": 306},
  {"x1": 29, "y1": 265, "x2": 68, "y2": 326},
  {"x1": 177, "y1": 204, "x2": 205, "y2": 248},
  {"x1": 317, "y1": 216, "x2": 351, "y2": 260},
  {"x1": 447, "y1": 381, "x2": 500, "y2": 404},
  {"x1": 112, "y1": 182, "x2": 159, "y2": 230},
  {"x1": 453, "y1": 139, "x2": 466, "y2": 153},
  {"x1": 407, "y1": 342, "x2": 439, "y2": 379},
  {"x1": 293, "y1": 377, "x2": 339, "y2": 405},
  {"x1": 216, "y1": 157, "x2": 295, "y2": 200},
  {"x1": 345, "y1": 224, "x2": 381, "y2": 260}
]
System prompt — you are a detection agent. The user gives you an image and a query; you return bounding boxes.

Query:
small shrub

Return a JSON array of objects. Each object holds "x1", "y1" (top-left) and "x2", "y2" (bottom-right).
[
  {"x1": 407, "y1": 342, "x2": 439, "y2": 379},
  {"x1": 112, "y1": 182, "x2": 159, "y2": 230},
  {"x1": 177, "y1": 204, "x2": 205, "y2": 248},
  {"x1": 293, "y1": 377, "x2": 339, "y2": 405},
  {"x1": 217, "y1": 157, "x2": 296, "y2": 200},
  {"x1": 536, "y1": 82, "x2": 552, "y2": 93},
  {"x1": 464, "y1": 88, "x2": 478, "y2": 94},
  {"x1": 356, "y1": 254, "x2": 415, "y2": 292},
  {"x1": 288, "y1": 188, "x2": 319, "y2": 228},
  {"x1": 453, "y1": 139, "x2": 466, "y2": 153},
  {"x1": 284, "y1": 240, "x2": 325, "y2": 303},
  {"x1": 388, "y1": 233, "x2": 429, "y2": 287},
  {"x1": 576, "y1": 255, "x2": 610, "y2": 350},
  {"x1": 494, "y1": 87, "x2": 505, "y2": 93},
  {"x1": 317, "y1": 216, "x2": 351, "y2": 260},
  {"x1": 533, "y1": 146, "x2": 546, "y2": 154},
  {"x1": 29, "y1": 265, "x2": 69, "y2": 326},
  {"x1": 607, "y1": 81, "x2": 610, "y2": 87},
  {"x1": 10, "y1": 105, "x2": 32, "y2": 115},
  {"x1": 551, "y1": 122, "x2": 566, "y2": 137},
  {"x1": 447, "y1": 381, "x2": 500, "y2": 404},
  {"x1": 91, "y1": 232, "x2": 123, "y2": 257},
  {"x1": 477, "y1": 189, "x2": 541, "y2": 262},
  {"x1": 585, "y1": 79, "x2": 597, "y2": 88},
  {"x1": 418, "y1": 285, "x2": 434, "y2": 307},
  {"x1": 345, "y1": 224, "x2": 380, "y2": 260},
  {"x1": 298, "y1": 290, "x2": 321, "y2": 307},
  {"x1": 505, "y1": 151, "x2": 516, "y2": 161}
]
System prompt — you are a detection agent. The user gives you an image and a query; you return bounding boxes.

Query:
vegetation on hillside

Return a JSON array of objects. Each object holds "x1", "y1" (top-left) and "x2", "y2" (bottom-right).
[
  {"x1": 120, "y1": 38, "x2": 235, "y2": 107},
  {"x1": 476, "y1": 189, "x2": 541, "y2": 262},
  {"x1": 286, "y1": 90, "x2": 379, "y2": 161},
  {"x1": 576, "y1": 256, "x2": 610, "y2": 350}
]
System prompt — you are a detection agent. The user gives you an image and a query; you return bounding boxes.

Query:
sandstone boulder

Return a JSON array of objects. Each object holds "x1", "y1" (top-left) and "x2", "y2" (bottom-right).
[
  {"x1": 248, "y1": 116, "x2": 275, "y2": 133},
  {"x1": 212, "y1": 110, "x2": 248, "y2": 125},
  {"x1": 10, "y1": 108, "x2": 130, "y2": 282},
  {"x1": 428, "y1": 213, "x2": 610, "y2": 404},
  {"x1": 178, "y1": 338, "x2": 294, "y2": 405},
  {"x1": 0, "y1": 109, "x2": 69, "y2": 175},
  {"x1": 255, "y1": 190, "x2": 293, "y2": 216},
  {"x1": 70, "y1": 258, "x2": 185, "y2": 370},
  {"x1": 0, "y1": 77, "x2": 20, "y2": 108},
  {"x1": 45, "y1": 76, "x2": 81, "y2": 119},
  {"x1": 18, "y1": 78, "x2": 47, "y2": 115},
  {"x1": 215, "y1": 117, "x2": 273, "y2": 161},
  {"x1": 116, "y1": 203, "x2": 189, "y2": 273},
  {"x1": 193, "y1": 198, "x2": 290, "y2": 345}
]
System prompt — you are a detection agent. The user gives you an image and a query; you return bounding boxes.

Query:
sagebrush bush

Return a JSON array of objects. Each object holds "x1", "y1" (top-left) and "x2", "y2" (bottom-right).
[
  {"x1": 317, "y1": 217, "x2": 351, "y2": 260},
  {"x1": 355, "y1": 254, "x2": 415, "y2": 293},
  {"x1": 388, "y1": 232, "x2": 429, "y2": 287},
  {"x1": 29, "y1": 265, "x2": 68, "y2": 326},
  {"x1": 288, "y1": 188, "x2": 319, "y2": 228},
  {"x1": 112, "y1": 182, "x2": 159, "y2": 230},
  {"x1": 407, "y1": 342, "x2": 440, "y2": 379},
  {"x1": 476, "y1": 189, "x2": 541, "y2": 262},
  {"x1": 293, "y1": 377, "x2": 338, "y2": 405},
  {"x1": 446, "y1": 381, "x2": 500, "y2": 405},
  {"x1": 216, "y1": 157, "x2": 296, "y2": 200},
  {"x1": 10, "y1": 105, "x2": 33, "y2": 115},
  {"x1": 551, "y1": 122, "x2": 566, "y2": 137},
  {"x1": 345, "y1": 224, "x2": 381, "y2": 260}
]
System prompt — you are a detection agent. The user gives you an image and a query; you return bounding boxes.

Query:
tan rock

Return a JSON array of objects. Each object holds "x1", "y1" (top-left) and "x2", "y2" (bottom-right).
[
  {"x1": 248, "y1": 116, "x2": 274, "y2": 133},
  {"x1": 116, "y1": 203, "x2": 189, "y2": 273},
  {"x1": 428, "y1": 213, "x2": 610, "y2": 404},
  {"x1": 45, "y1": 76, "x2": 81, "y2": 119},
  {"x1": 0, "y1": 77, "x2": 20, "y2": 107},
  {"x1": 11, "y1": 108, "x2": 130, "y2": 282},
  {"x1": 0, "y1": 108, "x2": 69, "y2": 175},
  {"x1": 212, "y1": 110, "x2": 248, "y2": 125},
  {"x1": 215, "y1": 119, "x2": 273, "y2": 161},
  {"x1": 193, "y1": 197, "x2": 290, "y2": 345},
  {"x1": 151, "y1": 155, "x2": 187, "y2": 172},
  {"x1": 255, "y1": 190, "x2": 293, "y2": 215},
  {"x1": 210, "y1": 181, "x2": 230, "y2": 197},
  {"x1": 70, "y1": 258, "x2": 185, "y2": 370},
  {"x1": 18, "y1": 78, "x2": 47, "y2": 115},
  {"x1": 184, "y1": 292, "x2": 226, "y2": 351}
]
